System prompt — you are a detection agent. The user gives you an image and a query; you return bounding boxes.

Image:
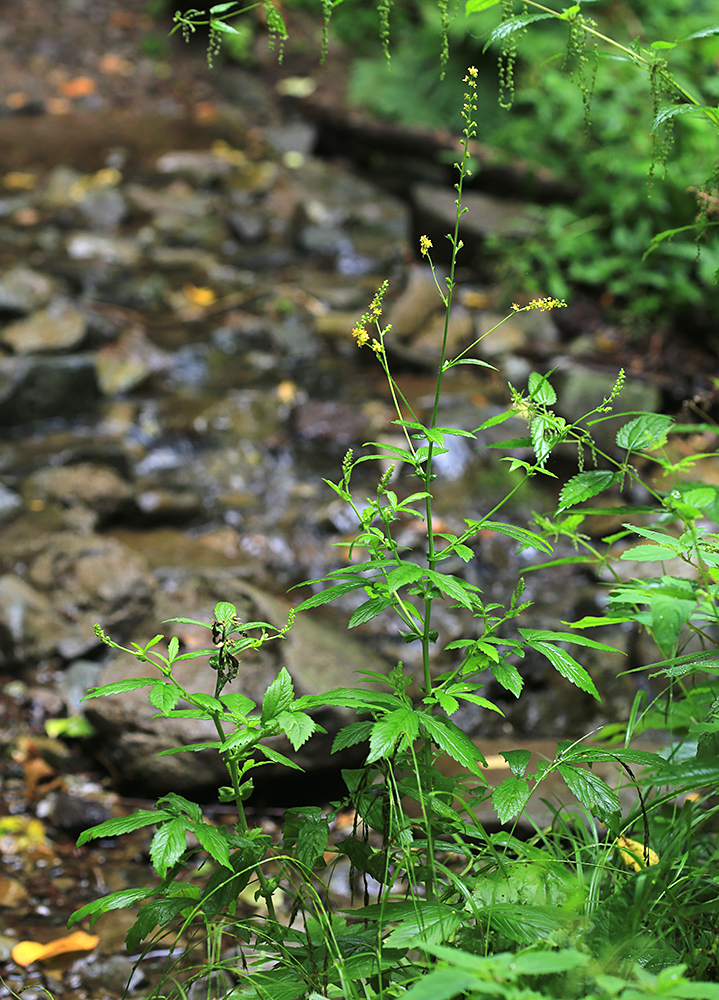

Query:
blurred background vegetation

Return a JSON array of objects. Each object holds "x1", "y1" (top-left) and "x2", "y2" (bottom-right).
[{"x1": 169, "y1": 0, "x2": 719, "y2": 336}]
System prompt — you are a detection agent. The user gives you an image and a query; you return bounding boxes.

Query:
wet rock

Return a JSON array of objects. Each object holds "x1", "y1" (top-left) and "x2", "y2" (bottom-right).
[
  {"x1": 155, "y1": 149, "x2": 235, "y2": 186},
  {"x1": 386, "y1": 265, "x2": 443, "y2": 341},
  {"x1": 0, "y1": 300, "x2": 87, "y2": 354},
  {"x1": 0, "y1": 354, "x2": 100, "y2": 425},
  {"x1": 26, "y1": 531, "x2": 154, "y2": 640},
  {"x1": 42, "y1": 165, "x2": 83, "y2": 209},
  {"x1": 410, "y1": 305, "x2": 473, "y2": 361},
  {"x1": 46, "y1": 792, "x2": 114, "y2": 836},
  {"x1": 77, "y1": 185, "x2": 128, "y2": 231},
  {"x1": 66, "y1": 231, "x2": 142, "y2": 267},
  {"x1": 73, "y1": 953, "x2": 145, "y2": 996},
  {"x1": 94, "y1": 325, "x2": 173, "y2": 395},
  {"x1": 0, "y1": 483, "x2": 23, "y2": 523},
  {"x1": 0, "y1": 267, "x2": 59, "y2": 315},
  {"x1": 22, "y1": 462, "x2": 133, "y2": 526},
  {"x1": 0, "y1": 574, "x2": 73, "y2": 666},
  {"x1": 227, "y1": 209, "x2": 268, "y2": 244},
  {"x1": 125, "y1": 179, "x2": 216, "y2": 219},
  {"x1": 412, "y1": 183, "x2": 542, "y2": 260},
  {"x1": 84, "y1": 575, "x2": 388, "y2": 793},
  {"x1": 293, "y1": 399, "x2": 369, "y2": 445},
  {"x1": 554, "y1": 363, "x2": 661, "y2": 452},
  {"x1": 135, "y1": 488, "x2": 204, "y2": 524}
]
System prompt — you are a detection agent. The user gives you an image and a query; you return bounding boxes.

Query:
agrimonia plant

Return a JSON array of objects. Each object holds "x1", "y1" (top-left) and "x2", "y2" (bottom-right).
[{"x1": 66, "y1": 63, "x2": 719, "y2": 997}]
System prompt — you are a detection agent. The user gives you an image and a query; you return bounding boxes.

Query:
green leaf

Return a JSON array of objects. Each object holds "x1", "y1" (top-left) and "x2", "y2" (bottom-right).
[
  {"x1": 492, "y1": 775, "x2": 531, "y2": 822},
  {"x1": 469, "y1": 520, "x2": 553, "y2": 553},
  {"x1": 683, "y1": 25, "x2": 719, "y2": 40},
  {"x1": 348, "y1": 594, "x2": 394, "y2": 627},
  {"x1": 295, "y1": 688, "x2": 401, "y2": 713},
  {"x1": 436, "y1": 690, "x2": 459, "y2": 716},
  {"x1": 68, "y1": 888, "x2": 156, "y2": 929},
  {"x1": 651, "y1": 594, "x2": 690, "y2": 656},
  {"x1": 332, "y1": 720, "x2": 374, "y2": 753},
  {"x1": 384, "y1": 902, "x2": 463, "y2": 948},
  {"x1": 150, "y1": 817, "x2": 188, "y2": 878},
  {"x1": 221, "y1": 692, "x2": 257, "y2": 716},
  {"x1": 166, "y1": 635, "x2": 179, "y2": 660},
  {"x1": 366, "y1": 708, "x2": 420, "y2": 763},
  {"x1": 420, "y1": 715, "x2": 487, "y2": 777},
  {"x1": 148, "y1": 682, "x2": 179, "y2": 715},
  {"x1": 76, "y1": 809, "x2": 170, "y2": 847},
  {"x1": 513, "y1": 950, "x2": 589, "y2": 975},
  {"x1": 465, "y1": 0, "x2": 501, "y2": 13},
  {"x1": 489, "y1": 660, "x2": 523, "y2": 697},
  {"x1": 386, "y1": 563, "x2": 425, "y2": 592},
  {"x1": 620, "y1": 543, "x2": 681, "y2": 561},
  {"x1": 501, "y1": 749, "x2": 531, "y2": 778},
  {"x1": 261, "y1": 666, "x2": 295, "y2": 723},
  {"x1": 156, "y1": 742, "x2": 222, "y2": 756},
  {"x1": 193, "y1": 822, "x2": 231, "y2": 868},
  {"x1": 401, "y1": 968, "x2": 478, "y2": 1000},
  {"x1": 213, "y1": 601, "x2": 237, "y2": 623},
  {"x1": 558, "y1": 471, "x2": 620, "y2": 510},
  {"x1": 295, "y1": 580, "x2": 368, "y2": 610},
  {"x1": 557, "y1": 764, "x2": 620, "y2": 821},
  {"x1": 518, "y1": 628, "x2": 620, "y2": 653},
  {"x1": 528, "y1": 371, "x2": 557, "y2": 405},
  {"x1": 424, "y1": 569, "x2": 475, "y2": 608},
  {"x1": 255, "y1": 743, "x2": 304, "y2": 771},
  {"x1": 190, "y1": 692, "x2": 226, "y2": 714},
  {"x1": 275, "y1": 709, "x2": 318, "y2": 751},
  {"x1": 282, "y1": 807, "x2": 330, "y2": 871},
  {"x1": 521, "y1": 638, "x2": 599, "y2": 700},
  {"x1": 615, "y1": 413, "x2": 673, "y2": 452},
  {"x1": 82, "y1": 678, "x2": 157, "y2": 700}
]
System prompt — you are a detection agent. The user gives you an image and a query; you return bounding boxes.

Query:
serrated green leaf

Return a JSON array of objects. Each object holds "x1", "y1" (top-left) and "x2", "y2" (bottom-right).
[
  {"x1": 150, "y1": 817, "x2": 188, "y2": 878},
  {"x1": 282, "y1": 807, "x2": 330, "y2": 871},
  {"x1": 261, "y1": 666, "x2": 295, "y2": 723},
  {"x1": 348, "y1": 594, "x2": 394, "y2": 627},
  {"x1": 76, "y1": 809, "x2": 171, "y2": 847},
  {"x1": 557, "y1": 764, "x2": 620, "y2": 821},
  {"x1": 384, "y1": 902, "x2": 463, "y2": 948},
  {"x1": 82, "y1": 678, "x2": 156, "y2": 700},
  {"x1": 420, "y1": 715, "x2": 487, "y2": 776},
  {"x1": 167, "y1": 635, "x2": 179, "y2": 660},
  {"x1": 191, "y1": 692, "x2": 226, "y2": 714},
  {"x1": 615, "y1": 413, "x2": 673, "y2": 452},
  {"x1": 401, "y1": 968, "x2": 478, "y2": 1000},
  {"x1": 386, "y1": 563, "x2": 425, "y2": 592},
  {"x1": 221, "y1": 692, "x2": 256, "y2": 716},
  {"x1": 193, "y1": 822, "x2": 231, "y2": 868},
  {"x1": 518, "y1": 628, "x2": 620, "y2": 652},
  {"x1": 68, "y1": 887, "x2": 156, "y2": 929},
  {"x1": 489, "y1": 660, "x2": 523, "y2": 697},
  {"x1": 366, "y1": 708, "x2": 420, "y2": 763},
  {"x1": 332, "y1": 720, "x2": 374, "y2": 753},
  {"x1": 295, "y1": 688, "x2": 401, "y2": 713},
  {"x1": 436, "y1": 690, "x2": 459, "y2": 715},
  {"x1": 528, "y1": 371, "x2": 557, "y2": 405},
  {"x1": 156, "y1": 742, "x2": 222, "y2": 756},
  {"x1": 501, "y1": 749, "x2": 532, "y2": 778},
  {"x1": 424, "y1": 569, "x2": 474, "y2": 608},
  {"x1": 255, "y1": 743, "x2": 304, "y2": 771},
  {"x1": 275, "y1": 710, "x2": 318, "y2": 751},
  {"x1": 295, "y1": 580, "x2": 367, "y2": 611},
  {"x1": 492, "y1": 775, "x2": 531, "y2": 822},
  {"x1": 524, "y1": 639, "x2": 599, "y2": 699},
  {"x1": 620, "y1": 543, "x2": 681, "y2": 561},
  {"x1": 558, "y1": 471, "x2": 619, "y2": 510},
  {"x1": 513, "y1": 950, "x2": 589, "y2": 975},
  {"x1": 469, "y1": 520, "x2": 553, "y2": 553},
  {"x1": 149, "y1": 682, "x2": 179, "y2": 715},
  {"x1": 651, "y1": 594, "x2": 690, "y2": 656}
]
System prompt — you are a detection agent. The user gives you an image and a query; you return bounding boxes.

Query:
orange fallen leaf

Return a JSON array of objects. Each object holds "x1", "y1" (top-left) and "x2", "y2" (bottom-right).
[
  {"x1": 59, "y1": 76, "x2": 96, "y2": 99},
  {"x1": 3, "y1": 172, "x2": 37, "y2": 191},
  {"x1": 12, "y1": 931, "x2": 99, "y2": 967}
]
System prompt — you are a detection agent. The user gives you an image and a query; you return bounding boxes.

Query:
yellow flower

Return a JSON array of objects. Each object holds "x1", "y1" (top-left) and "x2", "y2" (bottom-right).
[
  {"x1": 420, "y1": 234, "x2": 433, "y2": 257},
  {"x1": 352, "y1": 325, "x2": 369, "y2": 347}
]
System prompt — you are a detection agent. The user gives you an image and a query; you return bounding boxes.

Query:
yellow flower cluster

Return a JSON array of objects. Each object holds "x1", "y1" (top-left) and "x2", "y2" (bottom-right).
[
  {"x1": 419, "y1": 234, "x2": 433, "y2": 257},
  {"x1": 512, "y1": 297, "x2": 567, "y2": 312},
  {"x1": 351, "y1": 280, "x2": 389, "y2": 349}
]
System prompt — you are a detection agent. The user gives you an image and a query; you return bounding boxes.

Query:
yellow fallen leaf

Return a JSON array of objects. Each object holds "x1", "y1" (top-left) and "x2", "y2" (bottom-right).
[
  {"x1": 12, "y1": 931, "x2": 99, "y2": 967},
  {"x1": 616, "y1": 835, "x2": 659, "y2": 872},
  {"x1": 3, "y1": 172, "x2": 37, "y2": 191},
  {"x1": 183, "y1": 284, "x2": 216, "y2": 307}
]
